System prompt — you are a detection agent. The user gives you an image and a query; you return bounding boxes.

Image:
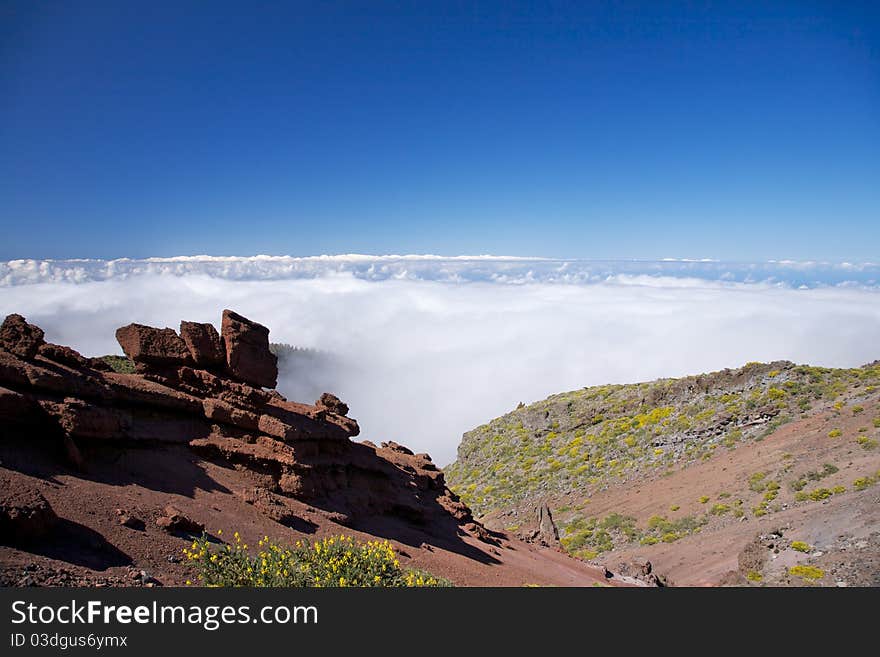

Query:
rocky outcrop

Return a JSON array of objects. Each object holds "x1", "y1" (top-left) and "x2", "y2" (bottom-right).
[
  {"x1": 0, "y1": 314, "x2": 45, "y2": 359},
  {"x1": 179, "y1": 321, "x2": 224, "y2": 367},
  {"x1": 317, "y1": 392, "x2": 349, "y2": 416},
  {"x1": 221, "y1": 309, "x2": 277, "y2": 388},
  {"x1": 533, "y1": 503, "x2": 560, "y2": 547},
  {"x1": 0, "y1": 311, "x2": 485, "y2": 551},
  {"x1": 115, "y1": 324, "x2": 192, "y2": 367}
]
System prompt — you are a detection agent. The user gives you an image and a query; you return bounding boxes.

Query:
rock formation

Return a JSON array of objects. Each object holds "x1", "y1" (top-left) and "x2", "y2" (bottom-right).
[
  {"x1": 0, "y1": 311, "x2": 478, "y2": 546},
  {"x1": 179, "y1": 321, "x2": 224, "y2": 367},
  {"x1": 115, "y1": 323, "x2": 192, "y2": 367},
  {"x1": 533, "y1": 503, "x2": 560, "y2": 547},
  {"x1": 0, "y1": 313, "x2": 45, "y2": 359},
  {"x1": 221, "y1": 309, "x2": 277, "y2": 388}
]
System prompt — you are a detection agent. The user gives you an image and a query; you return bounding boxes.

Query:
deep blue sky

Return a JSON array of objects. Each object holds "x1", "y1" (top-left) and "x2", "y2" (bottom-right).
[{"x1": 1, "y1": 1, "x2": 878, "y2": 260}]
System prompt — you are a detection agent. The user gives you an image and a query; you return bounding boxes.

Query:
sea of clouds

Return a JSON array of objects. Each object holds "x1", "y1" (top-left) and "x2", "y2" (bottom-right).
[{"x1": 2, "y1": 255, "x2": 879, "y2": 465}]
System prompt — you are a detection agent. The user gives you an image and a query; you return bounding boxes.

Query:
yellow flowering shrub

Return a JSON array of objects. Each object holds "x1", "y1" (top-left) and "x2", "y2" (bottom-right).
[
  {"x1": 183, "y1": 532, "x2": 450, "y2": 587},
  {"x1": 788, "y1": 565, "x2": 825, "y2": 582}
]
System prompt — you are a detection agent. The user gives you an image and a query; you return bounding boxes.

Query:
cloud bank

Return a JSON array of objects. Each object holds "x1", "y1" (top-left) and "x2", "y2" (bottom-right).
[
  {"x1": 2, "y1": 256, "x2": 879, "y2": 465},
  {"x1": 2, "y1": 255, "x2": 879, "y2": 288}
]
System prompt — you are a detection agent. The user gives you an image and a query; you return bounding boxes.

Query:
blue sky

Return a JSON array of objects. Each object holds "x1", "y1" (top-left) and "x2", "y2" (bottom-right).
[{"x1": 1, "y1": 1, "x2": 878, "y2": 261}]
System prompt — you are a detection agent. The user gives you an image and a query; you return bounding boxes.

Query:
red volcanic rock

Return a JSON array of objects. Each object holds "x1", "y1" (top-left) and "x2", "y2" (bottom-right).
[
  {"x1": 0, "y1": 314, "x2": 45, "y2": 360},
  {"x1": 221, "y1": 310, "x2": 277, "y2": 388},
  {"x1": 382, "y1": 441, "x2": 414, "y2": 455},
  {"x1": 179, "y1": 321, "x2": 224, "y2": 367},
  {"x1": 0, "y1": 311, "x2": 496, "y2": 584},
  {"x1": 0, "y1": 478, "x2": 57, "y2": 542},
  {"x1": 156, "y1": 505, "x2": 204, "y2": 534},
  {"x1": 38, "y1": 343, "x2": 90, "y2": 369},
  {"x1": 115, "y1": 324, "x2": 191, "y2": 367},
  {"x1": 317, "y1": 392, "x2": 349, "y2": 416}
]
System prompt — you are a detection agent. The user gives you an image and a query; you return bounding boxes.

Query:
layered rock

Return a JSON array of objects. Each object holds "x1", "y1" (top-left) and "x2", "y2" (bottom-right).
[{"x1": 0, "y1": 311, "x2": 481, "y2": 546}]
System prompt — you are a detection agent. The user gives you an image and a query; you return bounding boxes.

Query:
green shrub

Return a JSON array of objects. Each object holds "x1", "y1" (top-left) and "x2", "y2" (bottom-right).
[
  {"x1": 639, "y1": 536, "x2": 659, "y2": 546},
  {"x1": 647, "y1": 515, "x2": 667, "y2": 529},
  {"x1": 790, "y1": 541, "x2": 811, "y2": 553},
  {"x1": 669, "y1": 504, "x2": 680, "y2": 512},
  {"x1": 853, "y1": 476, "x2": 877, "y2": 491},
  {"x1": 746, "y1": 570, "x2": 763, "y2": 582},
  {"x1": 852, "y1": 406, "x2": 864, "y2": 415},
  {"x1": 857, "y1": 436, "x2": 878, "y2": 450},
  {"x1": 99, "y1": 355, "x2": 135, "y2": 374},
  {"x1": 183, "y1": 533, "x2": 449, "y2": 587},
  {"x1": 698, "y1": 495, "x2": 710, "y2": 504},
  {"x1": 710, "y1": 504, "x2": 730, "y2": 516},
  {"x1": 807, "y1": 488, "x2": 833, "y2": 501},
  {"x1": 788, "y1": 565, "x2": 825, "y2": 582},
  {"x1": 661, "y1": 532, "x2": 680, "y2": 543},
  {"x1": 828, "y1": 429, "x2": 842, "y2": 438},
  {"x1": 748, "y1": 472, "x2": 767, "y2": 492}
]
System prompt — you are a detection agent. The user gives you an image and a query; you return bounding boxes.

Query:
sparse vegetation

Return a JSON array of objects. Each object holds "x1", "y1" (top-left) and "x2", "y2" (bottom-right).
[
  {"x1": 790, "y1": 541, "x2": 812, "y2": 553},
  {"x1": 857, "y1": 436, "x2": 878, "y2": 450},
  {"x1": 748, "y1": 472, "x2": 767, "y2": 492},
  {"x1": 446, "y1": 360, "x2": 880, "y2": 519},
  {"x1": 790, "y1": 464, "x2": 838, "y2": 493},
  {"x1": 828, "y1": 429, "x2": 842, "y2": 438}
]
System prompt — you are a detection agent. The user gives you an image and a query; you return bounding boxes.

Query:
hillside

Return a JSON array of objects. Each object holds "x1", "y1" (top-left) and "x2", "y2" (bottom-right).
[{"x1": 446, "y1": 360, "x2": 880, "y2": 585}]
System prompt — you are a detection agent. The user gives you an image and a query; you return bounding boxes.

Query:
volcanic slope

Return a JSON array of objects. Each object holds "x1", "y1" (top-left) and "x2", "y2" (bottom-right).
[{"x1": 446, "y1": 361, "x2": 880, "y2": 586}]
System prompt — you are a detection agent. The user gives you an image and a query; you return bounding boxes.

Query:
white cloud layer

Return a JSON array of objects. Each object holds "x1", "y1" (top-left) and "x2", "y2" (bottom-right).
[
  {"x1": 2, "y1": 255, "x2": 879, "y2": 287},
  {"x1": 2, "y1": 258, "x2": 880, "y2": 465}
]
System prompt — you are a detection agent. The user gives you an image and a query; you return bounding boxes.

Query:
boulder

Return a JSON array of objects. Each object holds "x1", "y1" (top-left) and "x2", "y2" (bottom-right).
[
  {"x1": 0, "y1": 314, "x2": 45, "y2": 360},
  {"x1": 156, "y1": 505, "x2": 204, "y2": 534},
  {"x1": 179, "y1": 321, "x2": 224, "y2": 367},
  {"x1": 317, "y1": 392, "x2": 349, "y2": 416},
  {"x1": 221, "y1": 310, "x2": 277, "y2": 388},
  {"x1": 0, "y1": 480, "x2": 57, "y2": 542},
  {"x1": 115, "y1": 324, "x2": 191, "y2": 366}
]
